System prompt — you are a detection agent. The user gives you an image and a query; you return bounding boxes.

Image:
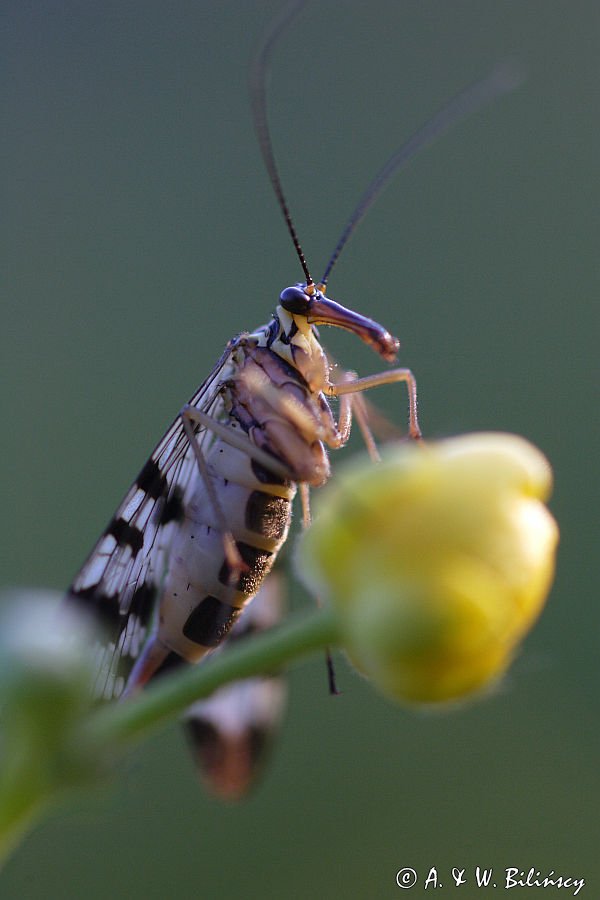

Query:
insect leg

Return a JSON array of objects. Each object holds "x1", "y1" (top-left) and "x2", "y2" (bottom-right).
[
  {"x1": 240, "y1": 362, "x2": 357, "y2": 457},
  {"x1": 326, "y1": 369, "x2": 382, "y2": 462},
  {"x1": 346, "y1": 390, "x2": 382, "y2": 463},
  {"x1": 320, "y1": 353, "x2": 382, "y2": 458},
  {"x1": 333, "y1": 370, "x2": 356, "y2": 449},
  {"x1": 237, "y1": 366, "x2": 322, "y2": 443},
  {"x1": 326, "y1": 367, "x2": 422, "y2": 441},
  {"x1": 181, "y1": 405, "x2": 291, "y2": 481},
  {"x1": 181, "y1": 403, "x2": 296, "y2": 585}
]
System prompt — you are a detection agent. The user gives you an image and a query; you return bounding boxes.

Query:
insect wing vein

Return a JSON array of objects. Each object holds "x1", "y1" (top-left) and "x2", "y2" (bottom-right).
[{"x1": 66, "y1": 345, "x2": 237, "y2": 699}]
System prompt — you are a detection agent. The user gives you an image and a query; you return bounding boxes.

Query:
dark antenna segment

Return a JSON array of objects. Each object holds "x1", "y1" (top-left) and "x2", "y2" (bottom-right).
[
  {"x1": 320, "y1": 62, "x2": 522, "y2": 286},
  {"x1": 249, "y1": 0, "x2": 313, "y2": 287}
]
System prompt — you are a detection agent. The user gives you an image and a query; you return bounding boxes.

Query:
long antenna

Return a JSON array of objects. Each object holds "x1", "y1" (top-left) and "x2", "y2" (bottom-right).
[
  {"x1": 249, "y1": 0, "x2": 313, "y2": 287},
  {"x1": 320, "y1": 62, "x2": 523, "y2": 286}
]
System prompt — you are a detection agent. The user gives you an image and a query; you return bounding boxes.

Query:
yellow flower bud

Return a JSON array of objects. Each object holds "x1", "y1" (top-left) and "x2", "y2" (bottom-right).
[{"x1": 299, "y1": 433, "x2": 558, "y2": 705}]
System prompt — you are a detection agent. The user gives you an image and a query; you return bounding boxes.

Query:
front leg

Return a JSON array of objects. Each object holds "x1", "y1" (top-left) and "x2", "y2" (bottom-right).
[
  {"x1": 325, "y1": 366, "x2": 422, "y2": 441},
  {"x1": 181, "y1": 405, "x2": 291, "y2": 482}
]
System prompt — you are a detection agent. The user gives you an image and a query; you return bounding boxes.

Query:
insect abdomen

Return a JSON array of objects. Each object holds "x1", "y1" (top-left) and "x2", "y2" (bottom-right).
[
  {"x1": 128, "y1": 436, "x2": 295, "y2": 690},
  {"x1": 184, "y1": 573, "x2": 287, "y2": 801}
]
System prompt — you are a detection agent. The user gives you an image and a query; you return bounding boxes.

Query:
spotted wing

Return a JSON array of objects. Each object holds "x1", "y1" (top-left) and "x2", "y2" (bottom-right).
[{"x1": 66, "y1": 343, "x2": 238, "y2": 700}]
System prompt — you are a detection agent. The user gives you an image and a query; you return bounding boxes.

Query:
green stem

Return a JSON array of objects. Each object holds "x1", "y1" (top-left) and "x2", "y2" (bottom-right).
[
  {"x1": 81, "y1": 604, "x2": 339, "y2": 752},
  {"x1": 0, "y1": 774, "x2": 49, "y2": 867}
]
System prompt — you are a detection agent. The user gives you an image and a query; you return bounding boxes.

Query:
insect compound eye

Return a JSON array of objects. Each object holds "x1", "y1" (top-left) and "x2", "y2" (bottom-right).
[{"x1": 279, "y1": 285, "x2": 312, "y2": 315}]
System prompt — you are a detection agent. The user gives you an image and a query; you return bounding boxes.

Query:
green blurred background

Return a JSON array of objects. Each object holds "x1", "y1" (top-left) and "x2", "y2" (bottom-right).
[{"x1": 3, "y1": 1, "x2": 598, "y2": 897}]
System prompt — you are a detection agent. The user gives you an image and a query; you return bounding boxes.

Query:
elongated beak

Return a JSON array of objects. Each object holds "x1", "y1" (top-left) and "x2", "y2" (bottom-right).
[{"x1": 307, "y1": 294, "x2": 400, "y2": 362}]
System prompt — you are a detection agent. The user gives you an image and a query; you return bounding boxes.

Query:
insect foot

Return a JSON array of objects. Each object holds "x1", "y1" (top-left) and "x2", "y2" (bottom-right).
[{"x1": 297, "y1": 432, "x2": 559, "y2": 706}]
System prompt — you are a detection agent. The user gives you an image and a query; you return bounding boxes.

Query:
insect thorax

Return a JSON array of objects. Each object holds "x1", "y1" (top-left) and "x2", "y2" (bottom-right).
[
  {"x1": 228, "y1": 302, "x2": 338, "y2": 488},
  {"x1": 250, "y1": 302, "x2": 330, "y2": 395}
]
